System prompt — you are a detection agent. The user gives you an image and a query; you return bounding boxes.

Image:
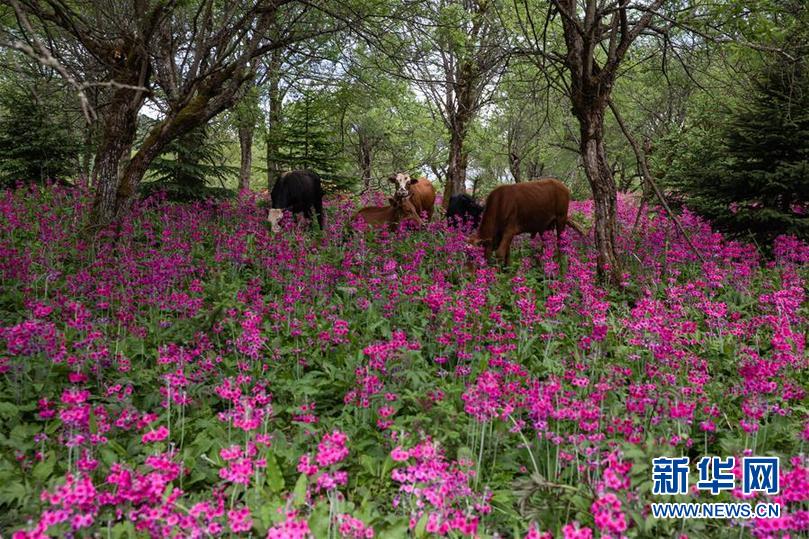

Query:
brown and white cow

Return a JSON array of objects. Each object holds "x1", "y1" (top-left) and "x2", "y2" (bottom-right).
[
  {"x1": 388, "y1": 172, "x2": 436, "y2": 221},
  {"x1": 471, "y1": 178, "x2": 584, "y2": 266},
  {"x1": 353, "y1": 196, "x2": 424, "y2": 230}
]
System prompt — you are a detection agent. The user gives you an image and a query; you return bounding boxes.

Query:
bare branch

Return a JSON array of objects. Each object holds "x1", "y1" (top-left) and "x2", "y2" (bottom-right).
[{"x1": 7, "y1": 0, "x2": 95, "y2": 122}]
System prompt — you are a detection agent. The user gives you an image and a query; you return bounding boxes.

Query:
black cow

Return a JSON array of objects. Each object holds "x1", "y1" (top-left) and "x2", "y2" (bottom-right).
[
  {"x1": 446, "y1": 194, "x2": 484, "y2": 229},
  {"x1": 269, "y1": 170, "x2": 324, "y2": 231}
]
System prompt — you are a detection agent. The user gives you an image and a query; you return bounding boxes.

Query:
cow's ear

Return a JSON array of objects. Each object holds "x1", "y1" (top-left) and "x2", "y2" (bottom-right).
[{"x1": 408, "y1": 177, "x2": 419, "y2": 185}]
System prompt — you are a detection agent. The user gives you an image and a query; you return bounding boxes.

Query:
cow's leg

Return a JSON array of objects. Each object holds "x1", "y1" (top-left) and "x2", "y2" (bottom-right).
[
  {"x1": 483, "y1": 240, "x2": 493, "y2": 263},
  {"x1": 314, "y1": 199, "x2": 325, "y2": 231},
  {"x1": 496, "y1": 228, "x2": 517, "y2": 267},
  {"x1": 302, "y1": 206, "x2": 314, "y2": 228}
]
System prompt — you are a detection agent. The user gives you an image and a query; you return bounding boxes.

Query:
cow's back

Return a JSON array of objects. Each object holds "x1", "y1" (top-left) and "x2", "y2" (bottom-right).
[
  {"x1": 514, "y1": 178, "x2": 570, "y2": 229},
  {"x1": 354, "y1": 206, "x2": 390, "y2": 227},
  {"x1": 409, "y1": 178, "x2": 436, "y2": 219},
  {"x1": 479, "y1": 179, "x2": 571, "y2": 237},
  {"x1": 271, "y1": 170, "x2": 323, "y2": 210}
]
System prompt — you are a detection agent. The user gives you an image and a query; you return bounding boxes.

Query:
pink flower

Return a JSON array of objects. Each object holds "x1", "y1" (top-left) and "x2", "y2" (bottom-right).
[
  {"x1": 525, "y1": 524, "x2": 552, "y2": 539},
  {"x1": 391, "y1": 447, "x2": 410, "y2": 462},
  {"x1": 337, "y1": 513, "x2": 374, "y2": 538},
  {"x1": 298, "y1": 454, "x2": 319, "y2": 476},
  {"x1": 316, "y1": 430, "x2": 349, "y2": 467},
  {"x1": 228, "y1": 506, "x2": 253, "y2": 533},
  {"x1": 141, "y1": 425, "x2": 169, "y2": 443},
  {"x1": 267, "y1": 511, "x2": 311, "y2": 538},
  {"x1": 562, "y1": 522, "x2": 593, "y2": 539}
]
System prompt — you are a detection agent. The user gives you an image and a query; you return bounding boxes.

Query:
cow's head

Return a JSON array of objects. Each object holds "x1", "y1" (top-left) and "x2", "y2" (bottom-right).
[
  {"x1": 388, "y1": 172, "x2": 418, "y2": 199},
  {"x1": 465, "y1": 233, "x2": 486, "y2": 272},
  {"x1": 267, "y1": 208, "x2": 284, "y2": 233}
]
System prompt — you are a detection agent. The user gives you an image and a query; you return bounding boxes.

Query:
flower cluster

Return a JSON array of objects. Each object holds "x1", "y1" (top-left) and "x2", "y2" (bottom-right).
[{"x1": 391, "y1": 438, "x2": 491, "y2": 536}]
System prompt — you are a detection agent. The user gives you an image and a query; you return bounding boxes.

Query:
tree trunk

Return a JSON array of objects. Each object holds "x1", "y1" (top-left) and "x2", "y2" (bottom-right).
[
  {"x1": 429, "y1": 164, "x2": 446, "y2": 188},
  {"x1": 91, "y1": 89, "x2": 143, "y2": 225},
  {"x1": 266, "y1": 50, "x2": 283, "y2": 192},
  {"x1": 526, "y1": 160, "x2": 543, "y2": 180},
  {"x1": 578, "y1": 107, "x2": 621, "y2": 282},
  {"x1": 239, "y1": 124, "x2": 253, "y2": 190},
  {"x1": 265, "y1": 100, "x2": 282, "y2": 191},
  {"x1": 509, "y1": 151, "x2": 522, "y2": 183},
  {"x1": 471, "y1": 174, "x2": 481, "y2": 198},
  {"x1": 443, "y1": 119, "x2": 469, "y2": 208},
  {"x1": 115, "y1": 91, "x2": 242, "y2": 214},
  {"x1": 358, "y1": 133, "x2": 373, "y2": 191},
  {"x1": 80, "y1": 123, "x2": 95, "y2": 183},
  {"x1": 117, "y1": 147, "x2": 158, "y2": 212}
]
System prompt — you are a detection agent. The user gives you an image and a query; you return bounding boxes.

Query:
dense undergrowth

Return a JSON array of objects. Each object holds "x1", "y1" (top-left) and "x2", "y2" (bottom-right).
[{"x1": 0, "y1": 184, "x2": 806, "y2": 538}]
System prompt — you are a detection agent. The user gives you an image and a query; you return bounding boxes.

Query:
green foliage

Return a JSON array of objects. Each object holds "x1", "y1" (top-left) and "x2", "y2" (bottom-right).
[
  {"x1": 144, "y1": 120, "x2": 237, "y2": 200},
  {"x1": 467, "y1": 64, "x2": 588, "y2": 197},
  {"x1": 333, "y1": 49, "x2": 447, "y2": 189},
  {"x1": 1, "y1": 183, "x2": 807, "y2": 536},
  {"x1": 0, "y1": 85, "x2": 84, "y2": 187},
  {"x1": 662, "y1": 57, "x2": 809, "y2": 243}
]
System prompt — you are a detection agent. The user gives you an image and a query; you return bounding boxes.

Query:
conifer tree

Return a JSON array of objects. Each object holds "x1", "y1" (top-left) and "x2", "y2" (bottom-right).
[{"x1": 672, "y1": 58, "x2": 809, "y2": 243}]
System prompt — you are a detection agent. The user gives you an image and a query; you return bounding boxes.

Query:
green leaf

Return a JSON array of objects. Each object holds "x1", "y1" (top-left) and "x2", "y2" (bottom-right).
[
  {"x1": 414, "y1": 513, "x2": 429, "y2": 538},
  {"x1": 0, "y1": 401, "x2": 19, "y2": 418},
  {"x1": 109, "y1": 520, "x2": 136, "y2": 539},
  {"x1": 32, "y1": 453, "x2": 56, "y2": 482},
  {"x1": 359, "y1": 454, "x2": 379, "y2": 477},
  {"x1": 381, "y1": 456, "x2": 395, "y2": 481},
  {"x1": 377, "y1": 520, "x2": 410, "y2": 539},
  {"x1": 100, "y1": 447, "x2": 118, "y2": 466},
  {"x1": 265, "y1": 452, "x2": 284, "y2": 493},
  {"x1": 292, "y1": 473, "x2": 308, "y2": 507},
  {"x1": 308, "y1": 502, "x2": 330, "y2": 537},
  {"x1": 0, "y1": 481, "x2": 27, "y2": 506}
]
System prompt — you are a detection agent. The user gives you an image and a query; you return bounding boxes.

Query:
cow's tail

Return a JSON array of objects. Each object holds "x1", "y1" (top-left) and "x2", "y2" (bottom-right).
[{"x1": 566, "y1": 217, "x2": 586, "y2": 236}]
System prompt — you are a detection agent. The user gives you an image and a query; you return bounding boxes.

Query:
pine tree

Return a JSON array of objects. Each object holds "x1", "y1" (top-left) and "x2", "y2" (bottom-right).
[
  {"x1": 0, "y1": 86, "x2": 83, "y2": 187},
  {"x1": 145, "y1": 121, "x2": 236, "y2": 200},
  {"x1": 273, "y1": 92, "x2": 352, "y2": 193},
  {"x1": 671, "y1": 58, "x2": 809, "y2": 244}
]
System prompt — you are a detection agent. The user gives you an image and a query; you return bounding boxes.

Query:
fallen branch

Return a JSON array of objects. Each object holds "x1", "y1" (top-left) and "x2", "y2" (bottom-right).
[{"x1": 608, "y1": 99, "x2": 706, "y2": 264}]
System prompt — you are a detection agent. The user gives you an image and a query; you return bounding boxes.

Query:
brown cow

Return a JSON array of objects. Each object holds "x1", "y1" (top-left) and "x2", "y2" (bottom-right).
[
  {"x1": 354, "y1": 196, "x2": 424, "y2": 230},
  {"x1": 471, "y1": 178, "x2": 584, "y2": 266},
  {"x1": 388, "y1": 173, "x2": 436, "y2": 221}
]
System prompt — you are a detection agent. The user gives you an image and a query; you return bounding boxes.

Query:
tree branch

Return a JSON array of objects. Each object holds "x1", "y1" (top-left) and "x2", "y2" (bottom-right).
[{"x1": 608, "y1": 99, "x2": 705, "y2": 263}]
